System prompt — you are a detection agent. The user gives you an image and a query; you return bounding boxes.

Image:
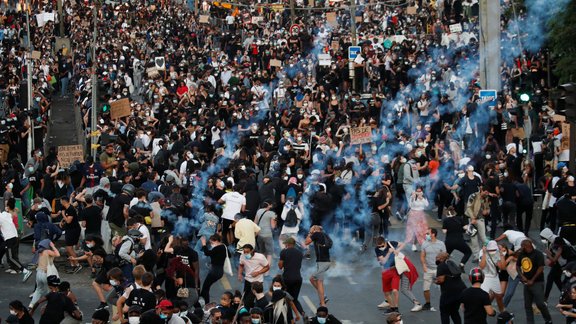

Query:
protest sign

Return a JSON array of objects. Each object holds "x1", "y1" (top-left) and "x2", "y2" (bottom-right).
[
  {"x1": 110, "y1": 98, "x2": 131, "y2": 119},
  {"x1": 58, "y1": 145, "x2": 84, "y2": 168},
  {"x1": 350, "y1": 126, "x2": 372, "y2": 145}
]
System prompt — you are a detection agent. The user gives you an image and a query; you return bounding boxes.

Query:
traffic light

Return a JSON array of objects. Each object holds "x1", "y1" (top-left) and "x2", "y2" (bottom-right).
[
  {"x1": 97, "y1": 80, "x2": 110, "y2": 113},
  {"x1": 519, "y1": 92, "x2": 530, "y2": 103},
  {"x1": 557, "y1": 83, "x2": 576, "y2": 120}
]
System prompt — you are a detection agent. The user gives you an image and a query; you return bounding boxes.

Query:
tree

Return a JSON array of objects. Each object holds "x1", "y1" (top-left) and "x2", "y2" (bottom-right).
[{"x1": 549, "y1": 0, "x2": 576, "y2": 83}]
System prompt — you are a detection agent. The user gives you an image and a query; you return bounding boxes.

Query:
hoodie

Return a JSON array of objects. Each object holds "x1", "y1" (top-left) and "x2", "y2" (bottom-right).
[{"x1": 33, "y1": 212, "x2": 62, "y2": 248}]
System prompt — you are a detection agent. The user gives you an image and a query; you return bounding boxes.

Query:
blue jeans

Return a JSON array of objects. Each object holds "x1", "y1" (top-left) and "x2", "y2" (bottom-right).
[
  {"x1": 503, "y1": 276, "x2": 520, "y2": 307},
  {"x1": 60, "y1": 76, "x2": 69, "y2": 96}
]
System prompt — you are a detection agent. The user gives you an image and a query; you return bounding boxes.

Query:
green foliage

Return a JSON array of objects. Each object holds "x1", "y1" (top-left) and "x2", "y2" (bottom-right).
[{"x1": 549, "y1": 0, "x2": 576, "y2": 83}]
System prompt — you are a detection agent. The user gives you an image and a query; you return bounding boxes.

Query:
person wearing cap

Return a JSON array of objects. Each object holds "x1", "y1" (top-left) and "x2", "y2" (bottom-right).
[
  {"x1": 238, "y1": 243, "x2": 270, "y2": 309},
  {"x1": 155, "y1": 299, "x2": 185, "y2": 323},
  {"x1": 309, "y1": 306, "x2": 341, "y2": 324},
  {"x1": 516, "y1": 239, "x2": 553, "y2": 324},
  {"x1": 479, "y1": 240, "x2": 506, "y2": 312},
  {"x1": 460, "y1": 267, "x2": 496, "y2": 324},
  {"x1": 31, "y1": 275, "x2": 82, "y2": 323},
  {"x1": 279, "y1": 236, "x2": 305, "y2": 316}
]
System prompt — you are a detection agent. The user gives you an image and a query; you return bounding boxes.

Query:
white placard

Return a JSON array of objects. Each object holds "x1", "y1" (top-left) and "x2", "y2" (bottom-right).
[
  {"x1": 318, "y1": 54, "x2": 332, "y2": 66},
  {"x1": 449, "y1": 23, "x2": 462, "y2": 33}
]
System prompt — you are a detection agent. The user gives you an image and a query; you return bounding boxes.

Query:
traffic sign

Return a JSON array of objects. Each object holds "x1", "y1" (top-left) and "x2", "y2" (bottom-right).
[
  {"x1": 348, "y1": 46, "x2": 361, "y2": 60},
  {"x1": 479, "y1": 89, "x2": 498, "y2": 107}
]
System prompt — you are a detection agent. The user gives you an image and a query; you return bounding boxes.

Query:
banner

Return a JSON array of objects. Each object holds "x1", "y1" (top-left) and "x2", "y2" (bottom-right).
[
  {"x1": 561, "y1": 122, "x2": 570, "y2": 151},
  {"x1": 58, "y1": 145, "x2": 84, "y2": 168},
  {"x1": 350, "y1": 126, "x2": 372, "y2": 145},
  {"x1": 270, "y1": 59, "x2": 282, "y2": 67},
  {"x1": 318, "y1": 54, "x2": 332, "y2": 66},
  {"x1": 449, "y1": 23, "x2": 463, "y2": 33}
]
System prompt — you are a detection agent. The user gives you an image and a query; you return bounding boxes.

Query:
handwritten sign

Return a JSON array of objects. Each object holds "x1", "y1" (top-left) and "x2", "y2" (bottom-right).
[
  {"x1": 318, "y1": 54, "x2": 332, "y2": 66},
  {"x1": 350, "y1": 126, "x2": 372, "y2": 145},
  {"x1": 58, "y1": 145, "x2": 84, "y2": 168},
  {"x1": 146, "y1": 67, "x2": 159, "y2": 78},
  {"x1": 31, "y1": 51, "x2": 41, "y2": 60},
  {"x1": 270, "y1": 59, "x2": 282, "y2": 67},
  {"x1": 331, "y1": 40, "x2": 339, "y2": 51},
  {"x1": 110, "y1": 98, "x2": 131, "y2": 119},
  {"x1": 562, "y1": 122, "x2": 570, "y2": 151},
  {"x1": 406, "y1": 6, "x2": 417, "y2": 15},
  {"x1": 199, "y1": 15, "x2": 210, "y2": 23},
  {"x1": 449, "y1": 23, "x2": 462, "y2": 33},
  {"x1": 326, "y1": 12, "x2": 337, "y2": 26}
]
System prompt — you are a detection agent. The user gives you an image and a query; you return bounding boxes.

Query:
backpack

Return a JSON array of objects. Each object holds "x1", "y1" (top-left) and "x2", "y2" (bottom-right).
[
  {"x1": 445, "y1": 259, "x2": 462, "y2": 277},
  {"x1": 319, "y1": 233, "x2": 333, "y2": 249},
  {"x1": 114, "y1": 238, "x2": 133, "y2": 266},
  {"x1": 284, "y1": 207, "x2": 298, "y2": 227}
]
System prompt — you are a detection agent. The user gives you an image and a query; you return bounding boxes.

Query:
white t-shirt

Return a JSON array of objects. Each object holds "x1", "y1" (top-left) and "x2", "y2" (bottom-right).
[
  {"x1": 239, "y1": 252, "x2": 268, "y2": 283},
  {"x1": 503, "y1": 230, "x2": 527, "y2": 251},
  {"x1": 0, "y1": 211, "x2": 17, "y2": 240},
  {"x1": 220, "y1": 192, "x2": 246, "y2": 220},
  {"x1": 479, "y1": 249, "x2": 500, "y2": 277},
  {"x1": 138, "y1": 224, "x2": 152, "y2": 250}
]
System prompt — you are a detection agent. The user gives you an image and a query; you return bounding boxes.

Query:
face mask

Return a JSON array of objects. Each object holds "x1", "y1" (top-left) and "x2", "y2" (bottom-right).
[
  {"x1": 159, "y1": 314, "x2": 168, "y2": 320},
  {"x1": 9, "y1": 310, "x2": 17, "y2": 316},
  {"x1": 425, "y1": 234, "x2": 431, "y2": 241},
  {"x1": 564, "y1": 270, "x2": 572, "y2": 277},
  {"x1": 297, "y1": 136, "x2": 302, "y2": 141},
  {"x1": 317, "y1": 317, "x2": 327, "y2": 324},
  {"x1": 109, "y1": 279, "x2": 118, "y2": 286},
  {"x1": 272, "y1": 286, "x2": 281, "y2": 291},
  {"x1": 240, "y1": 165, "x2": 246, "y2": 171},
  {"x1": 284, "y1": 146, "x2": 290, "y2": 151},
  {"x1": 86, "y1": 243, "x2": 94, "y2": 248},
  {"x1": 458, "y1": 173, "x2": 465, "y2": 178},
  {"x1": 283, "y1": 176, "x2": 289, "y2": 181},
  {"x1": 128, "y1": 317, "x2": 140, "y2": 324},
  {"x1": 486, "y1": 154, "x2": 491, "y2": 160},
  {"x1": 297, "y1": 174, "x2": 303, "y2": 179},
  {"x1": 379, "y1": 247, "x2": 386, "y2": 251},
  {"x1": 7, "y1": 183, "x2": 13, "y2": 189},
  {"x1": 251, "y1": 319, "x2": 261, "y2": 324},
  {"x1": 503, "y1": 172, "x2": 509, "y2": 177},
  {"x1": 416, "y1": 151, "x2": 422, "y2": 158},
  {"x1": 269, "y1": 139, "x2": 274, "y2": 144},
  {"x1": 244, "y1": 254, "x2": 252, "y2": 260},
  {"x1": 28, "y1": 166, "x2": 34, "y2": 173}
]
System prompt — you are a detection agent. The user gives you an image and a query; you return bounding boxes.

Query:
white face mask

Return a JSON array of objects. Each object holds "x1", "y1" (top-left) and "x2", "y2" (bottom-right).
[
  {"x1": 297, "y1": 174, "x2": 303, "y2": 179},
  {"x1": 9, "y1": 310, "x2": 17, "y2": 316},
  {"x1": 564, "y1": 270, "x2": 572, "y2": 277},
  {"x1": 109, "y1": 279, "x2": 118, "y2": 286},
  {"x1": 272, "y1": 286, "x2": 281, "y2": 291},
  {"x1": 128, "y1": 316, "x2": 140, "y2": 324}
]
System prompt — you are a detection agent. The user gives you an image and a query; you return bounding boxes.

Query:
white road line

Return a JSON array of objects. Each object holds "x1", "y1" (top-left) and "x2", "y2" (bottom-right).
[{"x1": 302, "y1": 295, "x2": 317, "y2": 314}]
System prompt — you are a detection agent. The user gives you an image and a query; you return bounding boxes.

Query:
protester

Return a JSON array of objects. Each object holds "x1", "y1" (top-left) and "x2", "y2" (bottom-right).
[{"x1": 460, "y1": 267, "x2": 497, "y2": 324}]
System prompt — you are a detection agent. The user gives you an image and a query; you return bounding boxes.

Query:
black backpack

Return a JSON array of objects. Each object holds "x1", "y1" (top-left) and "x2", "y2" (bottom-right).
[
  {"x1": 284, "y1": 207, "x2": 298, "y2": 227},
  {"x1": 445, "y1": 260, "x2": 462, "y2": 277}
]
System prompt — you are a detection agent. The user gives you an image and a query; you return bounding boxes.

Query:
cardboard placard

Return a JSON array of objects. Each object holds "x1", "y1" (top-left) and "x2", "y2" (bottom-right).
[
  {"x1": 199, "y1": 15, "x2": 210, "y2": 23},
  {"x1": 561, "y1": 122, "x2": 570, "y2": 151},
  {"x1": 0, "y1": 144, "x2": 9, "y2": 163},
  {"x1": 270, "y1": 59, "x2": 282, "y2": 67},
  {"x1": 510, "y1": 127, "x2": 526, "y2": 139},
  {"x1": 406, "y1": 6, "x2": 417, "y2": 15},
  {"x1": 58, "y1": 145, "x2": 84, "y2": 168},
  {"x1": 350, "y1": 126, "x2": 372, "y2": 145},
  {"x1": 355, "y1": 15, "x2": 362, "y2": 23},
  {"x1": 326, "y1": 12, "x2": 337, "y2": 26},
  {"x1": 449, "y1": 23, "x2": 462, "y2": 33},
  {"x1": 110, "y1": 98, "x2": 131, "y2": 119},
  {"x1": 155, "y1": 56, "x2": 166, "y2": 70},
  {"x1": 31, "y1": 50, "x2": 41, "y2": 60},
  {"x1": 553, "y1": 114, "x2": 566, "y2": 122}
]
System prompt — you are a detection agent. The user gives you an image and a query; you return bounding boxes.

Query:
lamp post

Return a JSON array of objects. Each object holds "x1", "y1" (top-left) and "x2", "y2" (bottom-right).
[{"x1": 90, "y1": 4, "x2": 99, "y2": 158}]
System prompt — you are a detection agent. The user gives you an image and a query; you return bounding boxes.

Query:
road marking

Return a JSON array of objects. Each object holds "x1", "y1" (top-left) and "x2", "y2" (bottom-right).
[
  {"x1": 220, "y1": 275, "x2": 232, "y2": 290},
  {"x1": 346, "y1": 276, "x2": 358, "y2": 285},
  {"x1": 302, "y1": 295, "x2": 317, "y2": 314}
]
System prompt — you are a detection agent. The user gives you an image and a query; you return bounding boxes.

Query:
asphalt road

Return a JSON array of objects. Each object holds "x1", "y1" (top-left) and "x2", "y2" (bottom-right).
[{"x1": 0, "y1": 219, "x2": 566, "y2": 324}]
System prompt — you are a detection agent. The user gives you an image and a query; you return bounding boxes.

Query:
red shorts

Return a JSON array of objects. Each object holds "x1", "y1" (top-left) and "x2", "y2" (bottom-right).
[{"x1": 382, "y1": 268, "x2": 401, "y2": 292}]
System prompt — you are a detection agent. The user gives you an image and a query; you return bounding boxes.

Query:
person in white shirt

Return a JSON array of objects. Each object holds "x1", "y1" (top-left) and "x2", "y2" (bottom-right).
[
  {"x1": 495, "y1": 227, "x2": 528, "y2": 251},
  {"x1": 279, "y1": 200, "x2": 303, "y2": 249},
  {"x1": 0, "y1": 210, "x2": 32, "y2": 281},
  {"x1": 405, "y1": 186, "x2": 430, "y2": 252},
  {"x1": 479, "y1": 240, "x2": 506, "y2": 312},
  {"x1": 238, "y1": 244, "x2": 270, "y2": 309},
  {"x1": 218, "y1": 186, "x2": 246, "y2": 244}
]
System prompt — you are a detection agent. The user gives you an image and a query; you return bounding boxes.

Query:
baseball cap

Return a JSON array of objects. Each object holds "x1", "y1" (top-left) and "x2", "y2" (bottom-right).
[
  {"x1": 156, "y1": 299, "x2": 173, "y2": 310},
  {"x1": 486, "y1": 240, "x2": 498, "y2": 251}
]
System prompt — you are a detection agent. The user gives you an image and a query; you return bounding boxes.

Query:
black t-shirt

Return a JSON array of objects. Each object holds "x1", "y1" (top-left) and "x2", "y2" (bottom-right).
[
  {"x1": 280, "y1": 247, "x2": 303, "y2": 281},
  {"x1": 311, "y1": 232, "x2": 331, "y2": 262},
  {"x1": 516, "y1": 249, "x2": 545, "y2": 282},
  {"x1": 436, "y1": 262, "x2": 467, "y2": 302},
  {"x1": 442, "y1": 217, "x2": 465, "y2": 241},
  {"x1": 39, "y1": 292, "x2": 77, "y2": 324},
  {"x1": 201, "y1": 244, "x2": 227, "y2": 267},
  {"x1": 460, "y1": 176, "x2": 482, "y2": 202},
  {"x1": 80, "y1": 205, "x2": 102, "y2": 235},
  {"x1": 173, "y1": 246, "x2": 199, "y2": 287},
  {"x1": 127, "y1": 288, "x2": 156, "y2": 312},
  {"x1": 460, "y1": 287, "x2": 491, "y2": 324},
  {"x1": 62, "y1": 205, "x2": 80, "y2": 231},
  {"x1": 107, "y1": 193, "x2": 132, "y2": 227},
  {"x1": 17, "y1": 312, "x2": 34, "y2": 324}
]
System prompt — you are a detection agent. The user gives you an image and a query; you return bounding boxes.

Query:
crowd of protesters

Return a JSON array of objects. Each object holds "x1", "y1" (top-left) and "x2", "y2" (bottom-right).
[{"x1": 0, "y1": 0, "x2": 575, "y2": 322}]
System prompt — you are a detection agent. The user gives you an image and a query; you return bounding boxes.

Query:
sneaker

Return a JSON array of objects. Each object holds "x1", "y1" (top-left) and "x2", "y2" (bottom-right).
[
  {"x1": 73, "y1": 265, "x2": 83, "y2": 274},
  {"x1": 411, "y1": 244, "x2": 418, "y2": 252},
  {"x1": 323, "y1": 296, "x2": 329, "y2": 304},
  {"x1": 6, "y1": 269, "x2": 18, "y2": 274},
  {"x1": 422, "y1": 303, "x2": 437, "y2": 311},
  {"x1": 22, "y1": 269, "x2": 32, "y2": 282},
  {"x1": 411, "y1": 303, "x2": 423, "y2": 312},
  {"x1": 95, "y1": 302, "x2": 109, "y2": 311},
  {"x1": 377, "y1": 300, "x2": 390, "y2": 309}
]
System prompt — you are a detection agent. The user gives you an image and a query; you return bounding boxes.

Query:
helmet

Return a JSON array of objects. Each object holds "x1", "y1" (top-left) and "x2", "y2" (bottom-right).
[
  {"x1": 465, "y1": 224, "x2": 478, "y2": 237},
  {"x1": 127, "y1": 229, "x2": 143, "y2": 240},
  {"x1": 469, "y1": 267, "x2": 485, "y2": 284},
  {"x1": 122, "y1": 183, "x2": 136, "y2": 196}
]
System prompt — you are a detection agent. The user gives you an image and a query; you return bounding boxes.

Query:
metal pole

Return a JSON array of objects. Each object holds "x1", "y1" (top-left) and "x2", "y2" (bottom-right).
[
  {"x1": 350, "y1": 0, "x2": 357, "y2": 46},
  {"x1": 570, "y1": 121, "x2": 576, "y2": 175},
  {"x1": 290, "y1": 0, "x2": 296, "y2": 25},
  {"x1": 26, "y1": 0, "x2": 33, "y2": 158},
  {"x1": 57, "y1": 0, "x2": 64, "y2": 37},
  {"x1": 479, "y1": 0, "x2": 501, "y2": 90},
  {"x1": 90, "y1": 5, "x2": 98, "y2": 158}
]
